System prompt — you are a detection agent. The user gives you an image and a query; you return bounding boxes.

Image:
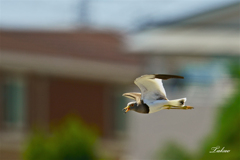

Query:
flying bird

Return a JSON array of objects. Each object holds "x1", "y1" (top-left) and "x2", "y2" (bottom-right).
[{"x1": 122, "y1": 74, "x2": 193, "y2": 114}]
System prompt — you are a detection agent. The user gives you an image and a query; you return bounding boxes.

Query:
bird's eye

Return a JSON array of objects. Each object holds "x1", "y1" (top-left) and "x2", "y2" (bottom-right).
[{"x1": 131, "y1": 104, "x2": 134, "y2": 107}]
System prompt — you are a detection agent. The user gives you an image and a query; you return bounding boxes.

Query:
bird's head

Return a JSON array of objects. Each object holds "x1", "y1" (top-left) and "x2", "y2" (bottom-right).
[{"x1": 123, "y1": 102, "x2": 137, "y2": 113}]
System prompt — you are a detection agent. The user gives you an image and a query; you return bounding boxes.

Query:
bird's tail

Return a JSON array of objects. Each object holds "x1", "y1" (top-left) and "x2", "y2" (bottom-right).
[{"x1": 168, "y1": 98, "x2": 187, "y2": 107}]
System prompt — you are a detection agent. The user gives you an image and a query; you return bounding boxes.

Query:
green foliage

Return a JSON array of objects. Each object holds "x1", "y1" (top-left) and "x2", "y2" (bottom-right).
[
  {"x1": 156, "y1": 142, "x2": 192, "y2": 160},
  {"x1": 157, "y1": 62, "x2": 240, "y2": 160},
  {"x1": 198, "y1": 81, "x2": 240, "y2": 160},
  {"x1": 227, "y1": 59, "x2": 240, "y2": 79},
  {"x1": 23, "y1": 117, "x2": 98, "y2": 160},
  {"x1": 197, "y1": 60, "x2": 240, "y2": 160}
]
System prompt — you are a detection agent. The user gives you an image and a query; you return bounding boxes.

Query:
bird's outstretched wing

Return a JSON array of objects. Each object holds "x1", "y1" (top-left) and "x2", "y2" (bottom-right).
[
  {"x1": 122, "y1": 92, "x2": 141, "y2": 104},
  {"x1": 134, "y1": 74, "x2": 184, "y2": 103}
]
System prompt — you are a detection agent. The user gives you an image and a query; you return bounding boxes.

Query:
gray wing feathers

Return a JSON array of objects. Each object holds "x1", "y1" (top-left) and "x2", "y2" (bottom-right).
[{"x1": 122, "y1": 92, "x2": 141, "y2": 103}]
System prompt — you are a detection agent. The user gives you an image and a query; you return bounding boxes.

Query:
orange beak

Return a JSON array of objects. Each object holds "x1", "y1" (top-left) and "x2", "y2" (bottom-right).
[{"x1": 123, "y1": 106, "x2": 130, "y2": 113}]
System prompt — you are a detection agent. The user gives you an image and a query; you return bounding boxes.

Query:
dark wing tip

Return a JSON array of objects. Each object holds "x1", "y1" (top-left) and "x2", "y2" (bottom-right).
[{"x1": 154, "y1": 74, "x2": 184, "y2": 80}]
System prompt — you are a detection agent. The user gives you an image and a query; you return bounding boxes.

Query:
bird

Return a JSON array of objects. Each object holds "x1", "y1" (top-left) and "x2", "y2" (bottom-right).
[{"x1": 122, "y1": 74, "x2": 193, "y2": 114}]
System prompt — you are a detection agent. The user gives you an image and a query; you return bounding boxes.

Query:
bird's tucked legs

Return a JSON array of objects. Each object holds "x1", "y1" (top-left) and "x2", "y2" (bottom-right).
[
  {"x1": 164, "y1": 105, "x2": 172, "y2": 109},
  {"x1": 164, "y1": 105, "x2": 194, "y2": 110},
  {"x1": 182, "y1": 106, "x2": 194, "y2": 109}
]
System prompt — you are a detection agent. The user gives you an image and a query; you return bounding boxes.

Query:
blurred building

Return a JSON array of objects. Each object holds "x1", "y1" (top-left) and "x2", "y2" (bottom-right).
[
  {"x1": 0, "y1": 29, "x2": 142, "y2": 159},
  {"x1": 0, "y1": 1, "x2": 239, "y2": 160},
  {"x1": 124, "y1": 2, "x2": 239, "y2": 160}
]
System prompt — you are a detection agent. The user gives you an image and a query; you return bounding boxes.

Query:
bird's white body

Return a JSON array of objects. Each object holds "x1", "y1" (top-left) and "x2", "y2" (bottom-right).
[
  {"x1": 147, "y1": 98, "x2": 186, "y2": 113},
  {"x1": 147, "y1": 100, "x2": 169, "y2": 113}
]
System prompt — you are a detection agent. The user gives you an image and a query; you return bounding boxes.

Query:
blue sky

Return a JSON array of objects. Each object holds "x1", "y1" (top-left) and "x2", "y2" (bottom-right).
[{"x1": 0, "y1": 0, "x2": 238, "y2": 31}]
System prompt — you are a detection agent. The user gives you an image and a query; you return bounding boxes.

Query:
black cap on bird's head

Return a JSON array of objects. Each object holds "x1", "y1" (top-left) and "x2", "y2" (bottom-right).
[{"x1": 122, "y1": 102, "x2": 137, "y2": 113}]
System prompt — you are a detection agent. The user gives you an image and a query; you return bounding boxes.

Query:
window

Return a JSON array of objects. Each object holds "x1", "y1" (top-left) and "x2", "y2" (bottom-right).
[
  {"x1": 114, "y1": 88, "x2": 127, "y2": 135},
  {"x1": 2, "y1": 75, "x2": 26, "y2": 129}
]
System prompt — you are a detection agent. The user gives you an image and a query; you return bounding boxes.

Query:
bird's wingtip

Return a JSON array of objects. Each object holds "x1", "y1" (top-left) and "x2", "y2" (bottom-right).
[{"x1": 154, "y1": 74, "x2": 184, "y2": 80}]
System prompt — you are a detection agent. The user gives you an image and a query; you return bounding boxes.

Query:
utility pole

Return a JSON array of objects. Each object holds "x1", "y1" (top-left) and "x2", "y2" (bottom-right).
[{"x1": 79, "y1": 0, "x2": 90, "y2": 28}]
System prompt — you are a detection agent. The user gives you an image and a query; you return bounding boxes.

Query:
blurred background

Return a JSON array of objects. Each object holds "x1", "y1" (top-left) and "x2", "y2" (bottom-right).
[{"x1": 0, "y1": 0, "x2": 239, "y2": 160}]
